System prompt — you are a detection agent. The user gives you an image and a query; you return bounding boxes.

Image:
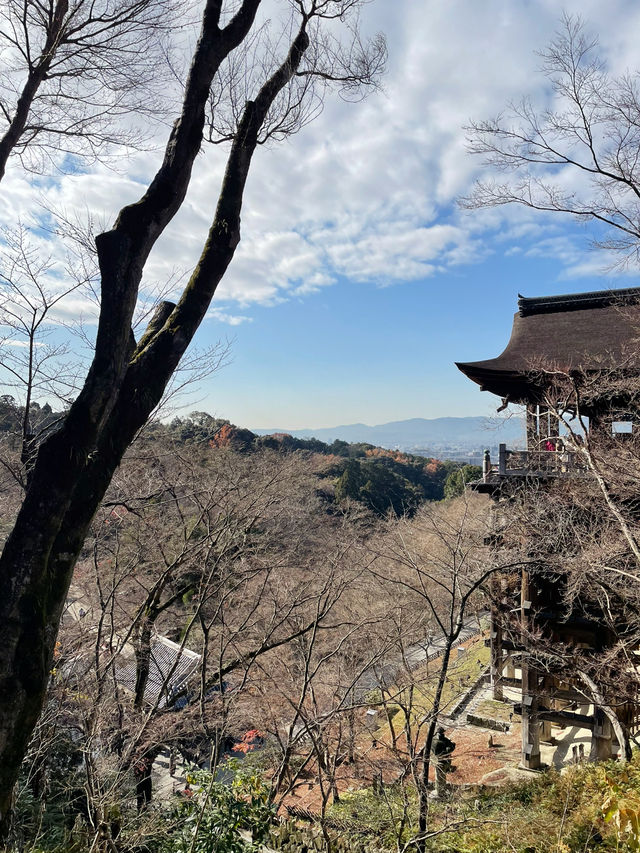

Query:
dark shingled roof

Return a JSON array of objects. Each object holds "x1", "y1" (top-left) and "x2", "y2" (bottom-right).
[
  {"x1": 456, "y1": 287, "x2": 640, "y2": 403},
  {"x1": 518, "y1": 286, "x2": 640, "y2": 317},
  {"x1": 115, "y1": 635, "x2": 200, "y2": 708}
]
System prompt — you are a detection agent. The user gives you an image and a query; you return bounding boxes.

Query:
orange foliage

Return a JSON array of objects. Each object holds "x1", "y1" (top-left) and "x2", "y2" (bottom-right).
[
  {"x1": 365, "y1": 447, "x2": 410, "y2": 463},
  {"x1": 209, "y1": 423, "x2": 235, "y2": 448},
  {"x1": 231, "y1": 730, "x2": 264, "y2": 754},
  {"x1": 424, "y1": 459, "x2": 444, "y2": 474}
]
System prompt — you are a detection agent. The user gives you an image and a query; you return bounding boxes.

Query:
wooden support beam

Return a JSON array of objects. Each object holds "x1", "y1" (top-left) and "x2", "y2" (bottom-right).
[
  {"x1": 520, "y1": 661, "x2": 542, "y2": 769},
  {"x1": 540, "y1": 675, "x2": 554, "y2": 743},
  {"x1": 504, "y1": 655, "x2": 516, "y2": 680},
  {"x1": 539, "y1": 709, "x2": 595, "y2": 729},
  {"x1": 490, "y1": 600, "x2": 504, "y2": 701},
  {"x1": 514, "y1": 705, "x2": 594, "y2": 728},
  {"x1": 526, "y1": 405, "x2": 539, "y2": 452}
]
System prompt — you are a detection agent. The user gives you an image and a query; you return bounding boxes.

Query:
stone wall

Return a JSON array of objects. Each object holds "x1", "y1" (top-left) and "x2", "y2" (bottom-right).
[{"x1": 466, "y1": 712, "x2": 510, "y2": 732}]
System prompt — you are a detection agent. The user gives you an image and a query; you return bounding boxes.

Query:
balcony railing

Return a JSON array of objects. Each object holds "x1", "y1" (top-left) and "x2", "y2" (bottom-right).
[{"x1": 481, "y1": 443, "x2": 589, "y2": 481}]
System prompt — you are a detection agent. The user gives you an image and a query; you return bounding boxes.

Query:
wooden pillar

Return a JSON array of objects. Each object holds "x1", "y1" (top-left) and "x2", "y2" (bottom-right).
[
  {"x1": 538, "y1": 407, "x2": 560, "y2": 440},
  {"x1": 520, "y1": 658, "x2": 542, "y2": 769},
  {"x1": 540, "y1": 718, "x2": 553, "y2": 743},
  {"x1": 526, "y1": 405, "x2": 539, "y2": 452},
  {"x1": 538, "y1": 406, "x2": 550, "y2": 441},
  {"x1": 589, "y1": 407, "x2": 609, "y2": 442},
  {"x1": 505, "y1": 655, "x2": 516, "y2": 679},
  {"x1": 591, "y1": 708, "x2": 613, "y2": 761},
  {"x1": 498, "y1": 443, "x2": 507, "y2": 475},
  {"x1": 490, "y1": 611, "x2": 503, "y2": 701},
  {"x1": 540, "y1": 675, "x2": 554, "y2": 743},
  {"x1": 488, "y1": 512, "x2": 504, "y2": 700},
  {"x1": 520, "y1": 568, "x2": 541, "y2": 769}
]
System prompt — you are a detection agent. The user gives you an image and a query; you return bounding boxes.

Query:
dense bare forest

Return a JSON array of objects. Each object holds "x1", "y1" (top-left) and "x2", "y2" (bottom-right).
[
  {"x1": 0, "y1": 413, "x2": 492, "y2": 850},
  {"x1": 2, "y1": 408, "x2": 640, "y2": 852}
]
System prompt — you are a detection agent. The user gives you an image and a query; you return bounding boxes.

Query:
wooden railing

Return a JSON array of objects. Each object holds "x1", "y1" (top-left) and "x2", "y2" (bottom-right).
[{"x1": 482, "y1": 444, "x2": 589, "y2": 481}]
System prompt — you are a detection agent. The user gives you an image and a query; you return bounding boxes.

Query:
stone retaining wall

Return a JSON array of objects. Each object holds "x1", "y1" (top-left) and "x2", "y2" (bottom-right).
[{"x1": 465, "y1": 712, "x2": 510, "y2": 732}]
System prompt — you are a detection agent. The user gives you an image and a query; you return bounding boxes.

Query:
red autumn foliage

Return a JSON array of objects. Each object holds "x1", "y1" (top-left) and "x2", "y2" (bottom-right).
[
  {"x1": 209, "y1": 423, "x2": 235, "y2": 448},
  {"x1": 209, "y1": 424, "x2": 255, "y2": 451},
  {"x1": 231, "y1": 729, "x2": 264, "y2": 754},
  {"x1": 424, "y1": 459, "x2": 444, "y2": 475},
  {"x1": 365, "y1": 447, "x2": 411, "y2": 463}
]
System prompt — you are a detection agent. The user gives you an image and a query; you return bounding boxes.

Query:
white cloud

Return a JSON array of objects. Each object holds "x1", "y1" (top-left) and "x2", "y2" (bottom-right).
[
  {"x1": 205, "y1": 308, "x2": 252, "y2": 326},
  {"x1": 4, "y1": 0, "x2": 640, "y2": 320},
  {"x1": 2, "y1": 339, "x2": 45, "y2": 349}
]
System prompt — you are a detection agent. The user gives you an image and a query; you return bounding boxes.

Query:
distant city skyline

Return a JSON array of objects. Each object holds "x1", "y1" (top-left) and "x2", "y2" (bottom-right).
[
  {"x1": 250, "y1": 415, "x2": 525, "y2": 459},
  {"x1": 3, "y1": 1, "x2": 640, "y2": 428}
]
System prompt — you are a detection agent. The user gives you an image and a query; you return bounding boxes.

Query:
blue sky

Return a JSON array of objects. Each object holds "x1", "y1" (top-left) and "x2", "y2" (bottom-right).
[
  {"x1": 2, "y1": 0, "x2": 640, "y2": 429},
  {"x1": 213, "y1": 234, "x2": 627, "y2": 429}
]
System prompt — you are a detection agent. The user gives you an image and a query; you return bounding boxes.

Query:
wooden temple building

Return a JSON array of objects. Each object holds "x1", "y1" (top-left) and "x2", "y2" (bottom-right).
[{"x1": 456, "y1": 287, "x2": 640, "y2": 769}]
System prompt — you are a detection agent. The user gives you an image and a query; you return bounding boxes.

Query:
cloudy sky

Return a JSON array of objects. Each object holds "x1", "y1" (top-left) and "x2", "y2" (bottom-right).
[{"x1": 3, "y1": 0, "x2": 640, "y2": 430}]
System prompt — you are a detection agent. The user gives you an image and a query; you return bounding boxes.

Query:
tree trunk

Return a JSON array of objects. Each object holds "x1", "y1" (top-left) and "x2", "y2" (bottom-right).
[
  {"x1": 417, "y1": 621, "x2": 461, "y2": 853},
  {"x1": 0, "y1": 0, "x2": 69, "y2": 181},
  {"x1": 0, "y1": 2, "x2": 323, "y2": 833},
  {"x1": 0, "y1": 5, "x2": 313, "y2": 834},
  {"x1": 134, "y1": 620, "x2": 154, "y2": 709},
  {"x1": 578, "y1": 671, "x2": 631, "y2": 761}
]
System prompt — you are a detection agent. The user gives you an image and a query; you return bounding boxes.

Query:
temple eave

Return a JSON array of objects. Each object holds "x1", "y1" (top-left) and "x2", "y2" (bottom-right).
[{"x1": 455, "y1": 362, "x2": 536, "y2": 403}]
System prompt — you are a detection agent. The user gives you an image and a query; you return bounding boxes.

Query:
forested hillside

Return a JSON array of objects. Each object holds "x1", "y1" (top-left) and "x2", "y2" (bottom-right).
[
  {"x1": 2, "y1": 410, "x2": 637, "y2": 853},
  {"x1": 0, "y1": 406, "x2": 493, "y2": 851},
  {"x1": 153, "y1": 412, "x2": 479, "y2": 515},
  {"x1": 0, "y1": 397, "x2": 478, "y2": 519}
]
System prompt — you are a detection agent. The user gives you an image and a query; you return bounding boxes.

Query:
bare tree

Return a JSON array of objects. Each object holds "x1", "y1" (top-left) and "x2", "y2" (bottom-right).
[
  {"x1": 265, "y1": 608, "x2": 386, "y2": 803},
  {"x1": 0, "y1": 0, "x2": 386, "y2": 834},
  {"x1": 492, "y1": 366, "x2": 640, "y2": 761},
  {"x1": 23, "y1": 442, "x2": 373, "y2": 849},
  {"x1": 369, "y1": 495, "x2": 513, "y2": 853},
  {"x1": 0, "y1": 0, "x2": 185, "y2": 180},
  {"x1": 462, "y1": 14, "x2": 640, "y2": 269},
  {"x1": 0, "y1": 219, "x2": 225, "y2": 488},
  {"x1": 0, "y1": 224, "x2": 86, "y2": 476}
]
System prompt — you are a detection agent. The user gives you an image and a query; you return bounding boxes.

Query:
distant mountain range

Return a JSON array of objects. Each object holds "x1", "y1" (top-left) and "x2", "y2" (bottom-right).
[{"x1": 253, "y1": 416, "x2": 525, "y2": 458}]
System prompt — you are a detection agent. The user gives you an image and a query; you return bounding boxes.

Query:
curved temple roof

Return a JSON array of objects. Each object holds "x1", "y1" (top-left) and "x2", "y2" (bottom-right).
[{"x1": 456, "y1": 287, "x2": 640, "y2": 403}]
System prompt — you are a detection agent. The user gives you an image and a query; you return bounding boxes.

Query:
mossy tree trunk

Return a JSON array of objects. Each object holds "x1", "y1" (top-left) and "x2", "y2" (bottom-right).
[{"x1": 0, "y1": 0, "x2": 314, "y2": 833}]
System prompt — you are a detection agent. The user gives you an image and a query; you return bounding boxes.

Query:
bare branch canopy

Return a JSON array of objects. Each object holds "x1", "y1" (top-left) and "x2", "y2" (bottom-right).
[
  {"x1": 0, "y1": 0, "x2": 386, "y2": 835},
  {"x1": 462, "y1": 14, "x2": 640, "y2": 268}
]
